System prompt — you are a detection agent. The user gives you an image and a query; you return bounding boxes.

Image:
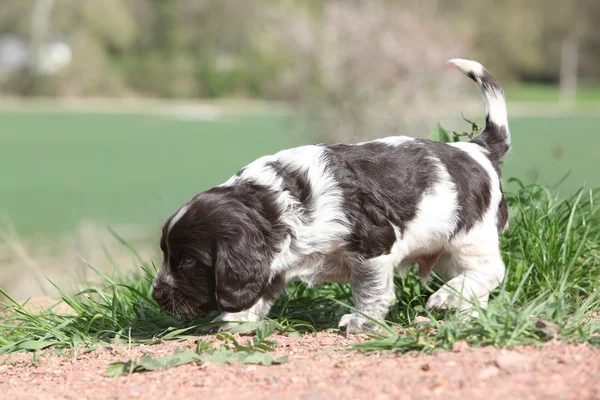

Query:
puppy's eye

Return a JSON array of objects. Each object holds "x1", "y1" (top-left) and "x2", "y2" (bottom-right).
[{"x1": 180, "y1": 255, "x2": 195, "y2": 267}]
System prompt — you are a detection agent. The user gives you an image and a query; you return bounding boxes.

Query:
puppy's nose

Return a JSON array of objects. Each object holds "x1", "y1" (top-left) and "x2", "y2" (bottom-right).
[{"x1": 152, "y1": 286, "x2": 166, "y2": 303}]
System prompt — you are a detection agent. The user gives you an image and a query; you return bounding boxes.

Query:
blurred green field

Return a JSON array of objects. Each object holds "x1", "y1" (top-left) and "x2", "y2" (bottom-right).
[
  {"x1": 503, "y1": 114, "x2": 600, "y2": 193},
  {"x1": 0, "y1": 110, "x2": 304, "y2": 237},
  {"x1": 1, "y1": 107, "x2": 599, "y2": 237},
  {"x1": 506, "y1": 82, "x2": 600, "y2": 104}
]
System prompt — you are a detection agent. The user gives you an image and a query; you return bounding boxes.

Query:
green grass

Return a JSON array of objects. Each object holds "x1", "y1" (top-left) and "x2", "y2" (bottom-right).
[
  {"x1": 1, "y1": 109, "x2": 600, "y2": 238},
  {"x1": 1, "y1": 182, "x2": 599, "y2": 356}
]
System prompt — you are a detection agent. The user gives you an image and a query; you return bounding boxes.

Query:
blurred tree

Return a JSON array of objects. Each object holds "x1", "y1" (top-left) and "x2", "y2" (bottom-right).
[
  {"x1": 0, "y1": 0, "x2": 137, "y2": 96},
  {"x1": 261, "y1": 0, "x2": 472, "y2": 141},
  {"x1": 444, "y1": 0, "x2": 600, "y2": 83},
  {"x1": 579, "y1": 0, "x2": 600, "y2": 80},
  {"x1": 0, "y1": 0, "x2": 598, "y2": 99}
]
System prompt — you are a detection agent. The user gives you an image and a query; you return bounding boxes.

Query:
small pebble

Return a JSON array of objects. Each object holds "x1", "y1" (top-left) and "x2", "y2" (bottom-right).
[{"x1": 478, "y1": 366, "x2": 500, "y2": 380}]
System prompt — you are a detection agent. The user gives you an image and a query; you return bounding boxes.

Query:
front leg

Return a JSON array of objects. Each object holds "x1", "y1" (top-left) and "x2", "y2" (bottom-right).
[
  {"x1": 198, "y1": 276, "x2": 286, "y2": 334},
  {"x1": 339, "y1": 257, "x2": 396, "y2": 334},
  {"x1": 204, "y1": 297, "x2": 274, "y2": 333}
]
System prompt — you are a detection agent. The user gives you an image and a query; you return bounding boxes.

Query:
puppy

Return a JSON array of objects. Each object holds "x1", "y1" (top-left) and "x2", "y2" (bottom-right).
[{"x1": 152, "y1": 59, "x2": 510, "y2": 333}]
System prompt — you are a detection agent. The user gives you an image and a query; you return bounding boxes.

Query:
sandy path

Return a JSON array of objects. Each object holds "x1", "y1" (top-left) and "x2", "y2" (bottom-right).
[{"x1": 1, "y1": 332, "x2": 599, "y2": 400}]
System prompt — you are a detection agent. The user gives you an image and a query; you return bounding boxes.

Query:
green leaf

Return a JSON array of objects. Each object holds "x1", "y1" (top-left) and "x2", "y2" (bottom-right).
[
  {"x1": 255, "y1": 320, "x2": 278, "y2": 340},
  {"x1": 428, "y1": 123, "x2": 451, "y2": 143},
  {"x1": 105, "y1": 361, "x2": 132, "y2": 377},
  {"x1": 160, "y1": 326, "x2": 198, "y2": 340},
  {"x1": 199, "y1": 349, "x2": 287, "y2": 365},
  {"x1": 106, "y1": 348, "x2": 202, "y2": 377},
  {"x1": 238, "y1": 352, "x2": 288, "y2": 366},
  {"x1": 138, "y1": 349, "x2": 201, "y2": 371},
  {"x1": 227, "y1": 322, "x2": 262, "y2": 334},
  {"x1": 18, "y1": 340, "x2": 57, "y2": 351},
  {"x1": 197, "y1": 350, "x2": 236, "y2": 365}
]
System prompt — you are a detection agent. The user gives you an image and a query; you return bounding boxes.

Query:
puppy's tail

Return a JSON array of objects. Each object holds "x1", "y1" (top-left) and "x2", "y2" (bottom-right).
[{"x1": 448, "y1": 58, "x2": 510, "y2": 161}]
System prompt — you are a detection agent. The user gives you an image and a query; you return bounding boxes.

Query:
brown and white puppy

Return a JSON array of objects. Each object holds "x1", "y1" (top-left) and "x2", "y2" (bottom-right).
[{"x1": 152, "y1": 59, "x2": 510, "y2": 333}]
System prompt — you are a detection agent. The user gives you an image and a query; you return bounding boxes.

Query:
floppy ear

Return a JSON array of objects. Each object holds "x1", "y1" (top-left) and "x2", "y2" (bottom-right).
[{"x1": 214, "y1": 223, "x2": 271, "y2": 313}]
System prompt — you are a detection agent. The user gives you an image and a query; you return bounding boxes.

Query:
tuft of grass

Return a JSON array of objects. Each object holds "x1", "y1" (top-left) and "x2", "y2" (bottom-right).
[
  {"x1": 0, "y1": 261, "x2": 213, "y2": 354},
  {"x1": 1, "y1": 181, "x2": 599, "y2": 356}
]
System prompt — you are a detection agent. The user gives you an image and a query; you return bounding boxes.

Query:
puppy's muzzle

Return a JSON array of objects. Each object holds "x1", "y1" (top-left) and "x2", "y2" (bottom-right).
[{"x1": 152, "y1": 284, "x2": 168, "y2": 305}]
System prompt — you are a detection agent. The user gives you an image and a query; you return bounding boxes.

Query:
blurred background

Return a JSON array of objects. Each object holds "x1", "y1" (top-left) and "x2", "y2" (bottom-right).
[{"x1": 1, "y1": 0, "x2": 599, "y2": 300}]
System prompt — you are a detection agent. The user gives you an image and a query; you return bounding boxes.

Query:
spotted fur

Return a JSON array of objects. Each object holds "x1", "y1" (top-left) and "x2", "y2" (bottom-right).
[{"x1": 152, "y1": 59, "x2": 510, "y2": 333}]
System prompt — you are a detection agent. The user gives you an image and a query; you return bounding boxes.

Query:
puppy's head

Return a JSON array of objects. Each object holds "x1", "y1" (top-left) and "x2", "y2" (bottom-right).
[{"x1": 152, "y1": 187, "x2": 272, "y2": 316}]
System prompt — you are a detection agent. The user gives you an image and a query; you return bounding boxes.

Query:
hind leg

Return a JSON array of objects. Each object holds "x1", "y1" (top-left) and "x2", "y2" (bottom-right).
[{"x1": 425, "y1": 235, "x2": 505, "y2": 311}]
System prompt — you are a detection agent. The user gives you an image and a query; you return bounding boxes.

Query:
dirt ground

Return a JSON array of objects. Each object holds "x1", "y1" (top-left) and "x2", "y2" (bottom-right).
[{"x1": 1, "y1": 332, "x2": 599, "y2": 400}]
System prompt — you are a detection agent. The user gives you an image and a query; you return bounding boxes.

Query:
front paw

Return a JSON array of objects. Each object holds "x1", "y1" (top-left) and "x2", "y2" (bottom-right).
[
  {"x1": 425, "y1": 289, "x2": 461, "y2": 311},
  {"x1": 338, "y1": 313, "x2": 378, "y2": 334},
  {"x1": 196, "y1": 318, "x2": 240, "y2": 335},
  {"x1": 195, "y1": 322, "x2": 237, "y2": 335}
]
